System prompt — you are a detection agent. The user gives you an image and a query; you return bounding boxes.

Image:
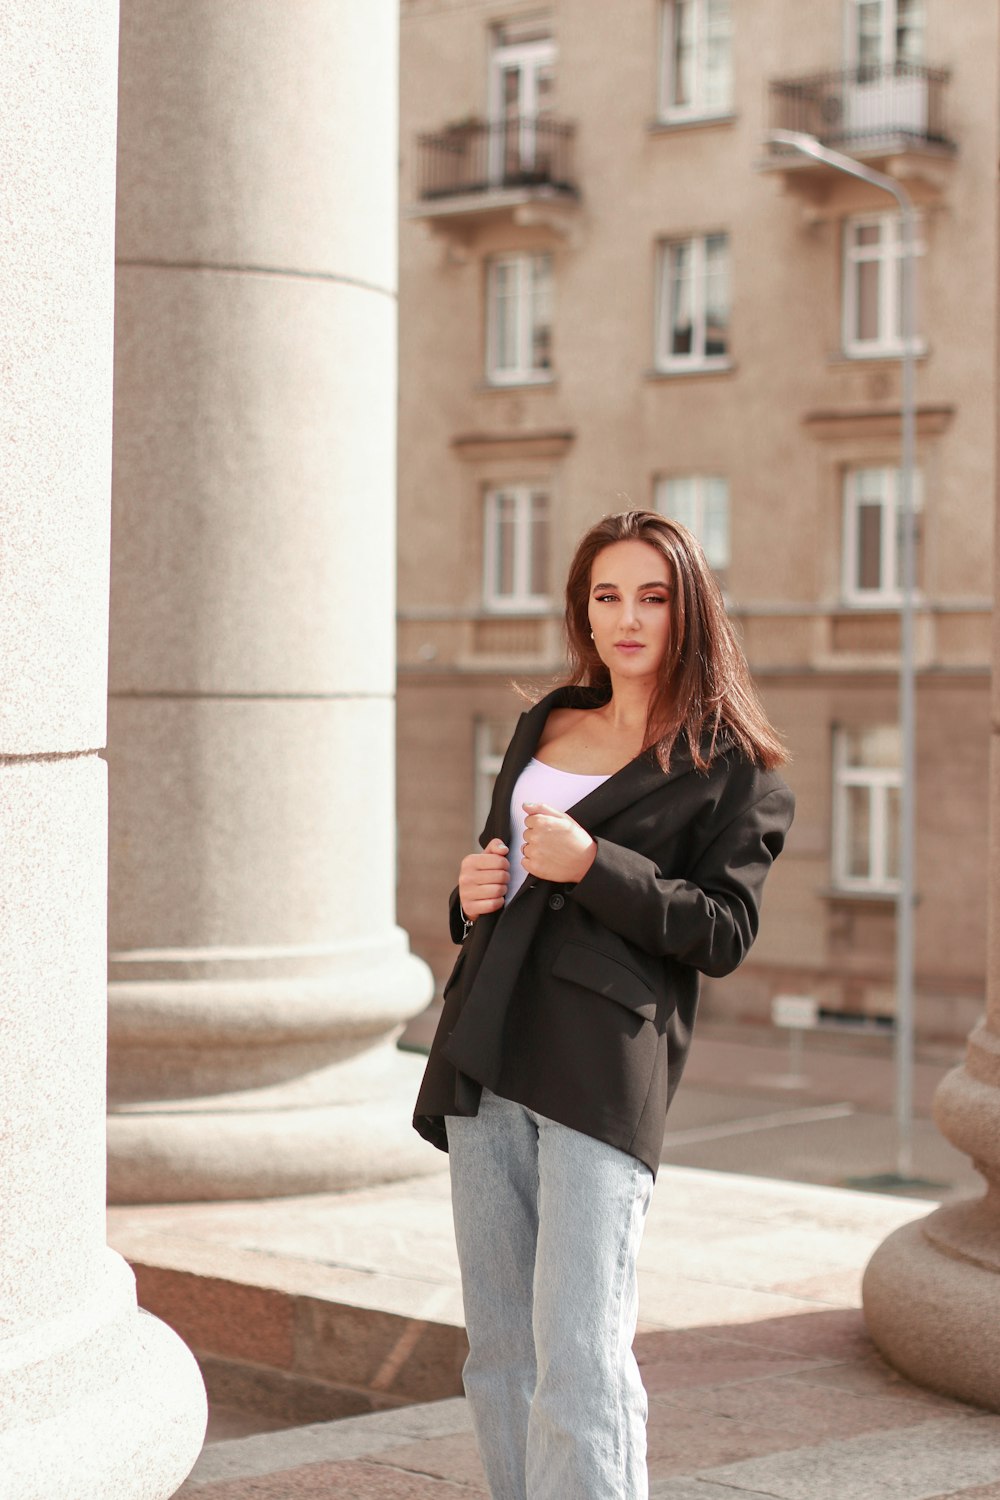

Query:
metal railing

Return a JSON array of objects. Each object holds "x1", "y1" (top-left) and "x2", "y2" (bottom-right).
[
  {"x1": 768, "y1": 63, "x2": 952, "y2": 152},
  {"x1": 416, "y1": 114, "x2": 577, "y2": 201}
]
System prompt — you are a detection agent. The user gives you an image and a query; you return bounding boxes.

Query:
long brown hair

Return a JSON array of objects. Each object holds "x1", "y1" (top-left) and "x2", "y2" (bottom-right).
[{"x1": 564, "y1": 510, "x2": 788, "y2": 772}]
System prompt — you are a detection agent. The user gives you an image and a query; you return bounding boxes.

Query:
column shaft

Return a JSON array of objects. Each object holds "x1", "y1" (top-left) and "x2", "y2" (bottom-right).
[
  {"x1": 0, "y1": 4, "x2": 206, "y2": 1493},
  {"x1": 108, "y1": 0, "x2": 433, "y2": 1201}
]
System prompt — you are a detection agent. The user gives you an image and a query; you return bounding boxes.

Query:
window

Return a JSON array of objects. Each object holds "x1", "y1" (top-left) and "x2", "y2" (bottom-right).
[
  {"x1": 848, "y1": 0, "x2": 925, "y2": 70},
  {"x1": 489, "y1": 30, "x2": 556, "y2": 185},
  {"x1": 473, "y1": 718, "x2": 513, "y2": 841},
  {"x1": 656, "y1": 234, "x2": 730, "y2": 371},
  {"x1": 487, "y1": 253, "x2": 553, "y2": 384},
  {"x1": 832, "y1": 726, "x2": 901, "y2": 891},
  {"x1": 842, "y1": 213, "x2": 921, "y2": 357},
  {"x1": 655, "y1": 475, "x2": 730, "y2": 588},
  {"x1": 483, "y1": 485, "x2": 551, "y2": 610},
  {"x1": 842, "y1": 466, "x2": 922, "y2": 604},
  {"x1": 659, "y1": 0, "x2": 733, "y2": 120},
  {"x1": 843, "y1": 2, "x2": 928, "y2": 138}
]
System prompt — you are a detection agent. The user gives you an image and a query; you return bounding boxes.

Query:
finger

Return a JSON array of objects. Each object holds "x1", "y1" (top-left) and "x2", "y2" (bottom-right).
[
  {"x1": 464, "y1": 884, "x2": 508, "y2": 908},
  {"x1": 467, "y1": 853, "x2": 509, "y2": 872},
  {"x1": 522, "y1": 802, "x2": 563, "y2": 817},
  {"x1": 486, "y1": 838, "x2": 509, "y2": 854},
  {"x1": 462, "y1": 884, "x2": 505, "y2": 905},
  {"x1": 466, "y1": 897, "x2": 504, "y2": 916},
  {"x1": 464, "y1": 896, "x2": 506, "y2": 917}
]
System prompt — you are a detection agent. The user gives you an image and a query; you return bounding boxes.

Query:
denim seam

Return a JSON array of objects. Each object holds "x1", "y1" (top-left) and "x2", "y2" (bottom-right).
[{"x1": 610, "y1": 1155, "x2": 639, "y2": 1494}]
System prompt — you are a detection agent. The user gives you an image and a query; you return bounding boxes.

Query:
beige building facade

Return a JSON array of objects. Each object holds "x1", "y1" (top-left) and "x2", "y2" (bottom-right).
[{"x1": 397, "y1": 0, "x2": 998, "y2": 1046}]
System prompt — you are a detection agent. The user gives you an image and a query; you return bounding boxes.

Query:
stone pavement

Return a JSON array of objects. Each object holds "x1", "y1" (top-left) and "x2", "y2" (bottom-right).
[
  {"x1": 103, "y1": 1025, "x2": 1000, "y2": 1497},
  {"x1": 109, "y1": 1166, "x2": 1000, "y2": 1500},
  {"x1": 177, "y1": 1379, "x2": 1000, "y2": 1499}
]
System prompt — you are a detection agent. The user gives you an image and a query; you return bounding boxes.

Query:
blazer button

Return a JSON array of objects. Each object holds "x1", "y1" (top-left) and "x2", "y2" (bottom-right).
[{"x1": 548, "y1": 893, "x2": 566, "y2": 911}]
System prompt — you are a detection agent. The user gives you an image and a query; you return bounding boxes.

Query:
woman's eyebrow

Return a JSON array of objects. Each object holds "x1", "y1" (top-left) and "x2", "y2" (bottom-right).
[{"x1": 591, "y1": 580, "x2": 671, "y2": 591}]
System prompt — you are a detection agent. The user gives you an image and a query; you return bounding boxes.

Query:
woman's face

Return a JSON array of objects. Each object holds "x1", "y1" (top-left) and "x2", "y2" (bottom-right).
[{"x1": 588, "y1": 539, "x2": 675, "y2": 685}]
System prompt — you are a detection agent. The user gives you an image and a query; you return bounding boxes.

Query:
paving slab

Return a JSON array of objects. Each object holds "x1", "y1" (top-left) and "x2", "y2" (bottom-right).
[
  {"x1": 150, "y1": 1163, "x2": 1000, "y2": 1499},
  {"x1": 648, "y1": 1483, "x2": 778, "y2": 1500},
  {"x1": 129, "y1": 1022, "x2": 999, "y2": 1498},
  {"x1": 185, "y1": 1401, "x2": 473, "y2": 1488},
  {"x1": 697, "y1": 1416, "x2": 1000, "y2": 1500}
]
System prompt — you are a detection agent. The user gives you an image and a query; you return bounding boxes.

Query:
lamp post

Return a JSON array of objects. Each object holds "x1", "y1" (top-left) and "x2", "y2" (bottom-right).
[{"x1": 768, "y1": 129, "x2": 919, "y2": 1181}]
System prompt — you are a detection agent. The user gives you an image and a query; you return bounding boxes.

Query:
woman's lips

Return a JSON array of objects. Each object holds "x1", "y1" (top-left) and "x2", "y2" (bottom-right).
[{"x1": 614, "y1": 641, "x2": 644, "y2": 652}]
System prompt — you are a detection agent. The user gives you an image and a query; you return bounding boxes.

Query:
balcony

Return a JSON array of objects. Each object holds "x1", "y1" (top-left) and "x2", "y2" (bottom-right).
[
  {"x1": 409, "y1": 115, "x2": 579, "y2": 238},
  {"x1": 398, "y1": 608, "x2": 565, "y2": 672},
  {"x1": 765, "y1": 63, "x2": 955, "y2": 186}
]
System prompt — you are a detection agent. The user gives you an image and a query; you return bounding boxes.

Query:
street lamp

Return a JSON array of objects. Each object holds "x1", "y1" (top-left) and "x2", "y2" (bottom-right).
[{"x1": 767, "y1": 129, "x2": 919, "y2": 1181}]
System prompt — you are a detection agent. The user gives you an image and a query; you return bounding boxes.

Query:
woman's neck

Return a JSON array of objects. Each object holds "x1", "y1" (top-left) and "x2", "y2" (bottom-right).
[{"x1": 596, "y1": 675, "x2": 657, "y2": 735}]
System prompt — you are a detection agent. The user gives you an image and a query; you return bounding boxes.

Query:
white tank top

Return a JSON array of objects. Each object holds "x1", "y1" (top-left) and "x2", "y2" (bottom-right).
[{"x1": 505, "y1": 757, "x2": 611, "y2": 905}]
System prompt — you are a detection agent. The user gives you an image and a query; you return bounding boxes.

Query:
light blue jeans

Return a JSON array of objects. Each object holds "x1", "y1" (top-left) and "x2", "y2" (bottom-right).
[{"x1": 447, "y1": 1087, "x2": 654, "y2": 1500}]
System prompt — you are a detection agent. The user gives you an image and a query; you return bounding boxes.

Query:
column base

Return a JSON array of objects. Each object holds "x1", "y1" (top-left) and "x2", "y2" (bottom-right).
[
  {"x1": 108, "y1": 1043, "x2": 440, "y2": 1202},
  {"x1": 107, "y1": 934, "x2": 438, "y2": 1202},
  {"x1": 862, "y1": 1197, "x2": 1000, "y2": 1412},
  {"x1": 0, "y1": 1252, "x2": 206, "y2": 1500}
]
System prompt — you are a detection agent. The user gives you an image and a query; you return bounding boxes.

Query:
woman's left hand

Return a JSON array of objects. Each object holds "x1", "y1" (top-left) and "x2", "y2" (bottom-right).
[{"x1": 521, "y1": 803, "x2": 597, "y2": 884}]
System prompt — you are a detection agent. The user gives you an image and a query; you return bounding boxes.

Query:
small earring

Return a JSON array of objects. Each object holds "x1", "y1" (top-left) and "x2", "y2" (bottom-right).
[{"x1": 589, "y1": 630, "x2": 594, "y2": 639}]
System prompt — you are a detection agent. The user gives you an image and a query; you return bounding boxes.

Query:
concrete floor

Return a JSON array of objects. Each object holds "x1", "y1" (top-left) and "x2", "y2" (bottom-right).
[
  {"x1": 153, "y1": 1166, "x2": 1000, "y2": 1498},
  {"x1": 107, "y1": 1021, "x2": 997, "y2": 1498}
]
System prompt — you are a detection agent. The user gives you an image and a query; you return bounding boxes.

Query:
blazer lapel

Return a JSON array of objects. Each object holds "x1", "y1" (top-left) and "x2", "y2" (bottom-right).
[
  {"x1": 562, "y1": 746, "x2": 691, "y2": 833},
  {"x1": 485, "y1": 684, "x2": 707, "y2": 848}
]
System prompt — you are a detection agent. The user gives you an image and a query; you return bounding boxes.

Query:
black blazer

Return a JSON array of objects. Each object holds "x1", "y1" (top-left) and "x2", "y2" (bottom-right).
[{"x1": 413, "y1": 684, "x2": 795, "y2": 1175}]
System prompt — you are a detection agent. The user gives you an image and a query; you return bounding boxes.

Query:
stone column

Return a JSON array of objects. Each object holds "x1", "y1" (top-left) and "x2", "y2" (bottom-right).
[
  {"x1": 0, "y1": 5, "x2": 207, "y2": 1495},
  {"x1": 862, "y1": 477, "x2": 1000, "y2": 1406},
  {"x1": 106, "y1": 0, "x2": 434, "y2": 1201}
]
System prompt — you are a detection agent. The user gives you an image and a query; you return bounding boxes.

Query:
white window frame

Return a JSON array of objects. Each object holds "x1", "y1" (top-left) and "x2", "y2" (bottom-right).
[
  {"x1": 655, "y1": 233, "x2": 730, "y2": 372},
  {"x1": 486, "y1": 252, "x2": 554, "y2": 386},
  {"x1": 845, "y1": 0, "x2": 926, "y2": 70},
  {"x1": 832, "y1": 727, "x2": 901, "y2": 893},
  {"x1": 842, "y1": 212, "x2": 923, "y2": 359},
  {"x1": 482, "y1": 484, "x2": 552, "y2": 613},
  {"x1": 488, "y1": 34, "x2": 556, "y2": 183},
  {"x1": 842, "y1": 466, "x2": 923, "y2": 606},
  {"x1": 654, "y1": 474, "x2": 730, "y2": 582},
  {"x1": 658, "y1": 0, "x2": 733, "y2": 122}
]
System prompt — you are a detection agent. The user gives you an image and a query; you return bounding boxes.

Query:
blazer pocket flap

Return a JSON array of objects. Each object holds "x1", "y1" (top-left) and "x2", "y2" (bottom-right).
[{"x1": 552, "y1": 941, "x2": 658, "y2": 1021}]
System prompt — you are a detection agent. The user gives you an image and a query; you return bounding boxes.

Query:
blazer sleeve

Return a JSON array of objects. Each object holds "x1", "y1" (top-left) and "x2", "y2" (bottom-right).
[{"x1": 568, "y1": 779, "x2": 794, "y2": 977}]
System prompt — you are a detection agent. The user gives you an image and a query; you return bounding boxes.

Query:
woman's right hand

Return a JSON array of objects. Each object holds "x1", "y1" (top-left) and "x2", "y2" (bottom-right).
[{"x1": 458, "y1": 838, "x2": 510, "y2": 921}]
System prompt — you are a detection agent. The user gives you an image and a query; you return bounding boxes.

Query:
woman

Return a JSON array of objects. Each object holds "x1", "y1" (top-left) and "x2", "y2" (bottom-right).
[{"x1": 413, "y1": 510, "x2": 794, "y2": 1500}]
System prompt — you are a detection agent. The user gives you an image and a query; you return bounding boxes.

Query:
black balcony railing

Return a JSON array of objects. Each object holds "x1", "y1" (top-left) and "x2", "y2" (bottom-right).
[
  {"x1": 768, "y1": 62, "x2": 952, "y2": 152},
  {"x1": 416, "y1": 115, "x2": 577, "y2": 202}
]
